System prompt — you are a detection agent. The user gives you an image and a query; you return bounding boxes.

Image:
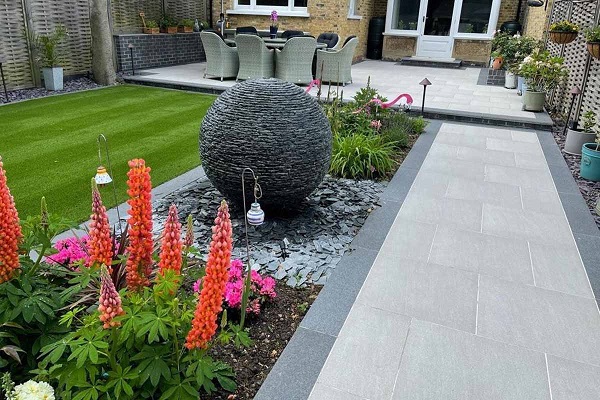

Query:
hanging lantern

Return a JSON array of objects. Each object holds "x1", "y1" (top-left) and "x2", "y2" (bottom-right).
[
  {"x1": 246, "y1": 202, "x2": 265, "y2": 226},
  {"x1": 94, "y1": 165, "x2": 112, "y2": 186}
]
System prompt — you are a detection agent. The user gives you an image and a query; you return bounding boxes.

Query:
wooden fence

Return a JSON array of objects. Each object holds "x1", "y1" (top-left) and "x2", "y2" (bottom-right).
[
  {"x1": 0, "y1": 0, "x2": 208, "y2": 90},
  {"x1": 546, "y1": 0, "x2": 600, "y2": 127}
]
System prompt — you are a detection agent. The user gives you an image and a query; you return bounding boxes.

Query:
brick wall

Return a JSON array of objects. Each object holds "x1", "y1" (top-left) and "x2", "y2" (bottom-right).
[
  {"x1": 114, "y1": 33, "x2": 206, "y2": 72},
  {"x1": 452, "y1": 39, "x2": 492, "y2": 64},
  {"x1": 213, "y1": 0, "x2": 387, "y2": 59},
  {"x1": 382, "y1": 36, "x2": 416, "y2": 59},
  {"x1": 522, "y1": 0, "x2": 552, "y2": 39},
  {"x1": 497, "y1": 0, "x2": 520, "y2": 28}
]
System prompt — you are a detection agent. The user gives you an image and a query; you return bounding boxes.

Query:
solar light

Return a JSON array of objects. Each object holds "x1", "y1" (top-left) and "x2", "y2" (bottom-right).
[{"x1": 419, "y1": 78, "x2": 432, "y2": 115}]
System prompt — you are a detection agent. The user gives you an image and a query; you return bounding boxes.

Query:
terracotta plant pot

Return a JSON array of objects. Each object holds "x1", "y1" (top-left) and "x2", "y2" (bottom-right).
[
  {"x1": 492, "y1": 57, "x2": 503, "y2": 70},
  {"x1": 178, "y1": 26, "x2": 193, "y2": 33},
  {"x1": 144, "y1": 27, "x2": 159, "y2": 34},
  {"x1": 549, "y1": 31, "x2": 578, "y2": 44},
  {"x1": 587, "y1": 42, "x2": 600, "y2": 59},
  {"x1": 161, "y1": 27, "x2": 178, "y2": 34}
]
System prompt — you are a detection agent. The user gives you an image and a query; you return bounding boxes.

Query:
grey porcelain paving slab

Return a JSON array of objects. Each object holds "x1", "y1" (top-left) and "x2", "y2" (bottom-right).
[
  {"x1": 315, "y1": 303, "x2": 411, "y2": 400},
  {"x1": 356, "y1": 257, "x2": 478, "y2": 333},
  {"x1": 427, "y1": 142, "x2": 459, "y2": 159},
  {"x1": 429, "y1": 225, "x2": 533, "y2": 284},
  {"x1": 487, "y1": 137, "x2": 543, "y2": 155},
  {"x1": 309, "y1": 383, "x2": 366, "y2": 400},
  {"x1": 511, "y1": 130, "x2": 539, "y2": 143},
  {"x1": 392, "y1": 320, "x2": 551, "y2": 400},
  {"x1": 435, "y1": 131, "x2": 488, "y2": 149},
  {"x1": 445, "y1": 177, "x2": 522, "y2": 209},
  {"x1": 529, "y1": 242, "x2": 594, "y2": 298},
  {"x1": 457, "y1": 146, "x2": 517, "y2": 167},
  {"x1": 547, "y1": 355, "x2": 600, "y2": 400},
  {"x1": 421, "y1": 156, "x2": 486, "y2": 181},
  {"x1": 521, "y1": 187, "x2": 565, "y2": 216},
  {"x1": 514, "y1": 152, "x2": 549, "y2": 170},
  {"x1": 485, "y1": 164, "x2": 556, "y2": 190},
  {"x1": 378, "y1": 218, "x2": 437, "y2": 262},
  {"x1": 482, "y1": 203, "x2": 573, "y2": 245},
  {"x1": 477, "y1": 275, "x2": 600, "y2": 366},
  {"x1": 399, "y1": 193, "x2": 483, "y2": 232},
  {"x1": 408, "y1": 171, "x2": 450, "y2": 198}
]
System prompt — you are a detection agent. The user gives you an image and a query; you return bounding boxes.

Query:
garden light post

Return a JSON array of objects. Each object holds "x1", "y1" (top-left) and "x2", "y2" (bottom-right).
[
  {"x1": 0, "y1": 59, "x2": 8, "y2": 103},
  {"x1": 95, "y1": 134, "x2": 123, "y2": 235},
  {"x1": 239, "y1": 167, "x2": 264, "y2": 328},
  {"x1": 128, "y1": 44, "x2": 135, "y2": 76},
  {"x1": 419, "y1": 78, "x2": 431, "y2": 115},
  {"x1": 564, "y1": 86, "x2": 582, "y2": 135}
]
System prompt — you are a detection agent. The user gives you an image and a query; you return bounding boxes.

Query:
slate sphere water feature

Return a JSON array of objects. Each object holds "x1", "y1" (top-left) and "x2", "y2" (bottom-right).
[{"x1": 200, "y1": 78, "x2": 332, "y2": 211}]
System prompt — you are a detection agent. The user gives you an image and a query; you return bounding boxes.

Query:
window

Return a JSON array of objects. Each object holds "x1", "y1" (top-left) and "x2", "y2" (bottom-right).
[
  {"x1": 348, "y1": 0, "x2": 360, "y2": 17},
  {"x1": 232, "y1": 0, "x2": 308, "y2": 15},
  {"x1": 457, "y1": 0, "x2": 493, "y2": 34},
  {"x1": 393, "y1": 0, "x2": 420, "y2": 31}
]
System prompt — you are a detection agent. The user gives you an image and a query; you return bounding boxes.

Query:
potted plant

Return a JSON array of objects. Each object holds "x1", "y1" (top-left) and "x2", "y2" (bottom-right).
[
  {"x1": 581, "y1": 129, "x2": 600, "y2": 181},
  {"x1": 490, "y1": 31, "x2": 509, "y2": 70},
  {"x1": 518, "y1": 49, "x2": 568, "y2": 112},
  {"x1": 144, "y1": 20, "x2": 159, "y2": 34},
  {"x1": 159, "y1": 15, "x2": 178, "y2": 34},
  {"x1": 178, "y1": 19, "x2": 194, "y2": 33},
  {"x1": 565, "y1": 110, "x2": 597, "y2": 155},
  {"x1": 502, "y1": 35, "x2": 539, "y2": 89},
  {"x1": 549, "y1": 20, "x2": 579, "y2": 44},
  {"x1": 491, "y1": 51, "x2": 504, "y2": 70},
  {"x1": 269, "y1": 10, "x2": 278, "y2": 38},
  {"x1": 585, "y1": 26, "x2": 600, "y2": 59},
  {"x1": 33, "y1": 25, "x2": 67, "y2": 91}
]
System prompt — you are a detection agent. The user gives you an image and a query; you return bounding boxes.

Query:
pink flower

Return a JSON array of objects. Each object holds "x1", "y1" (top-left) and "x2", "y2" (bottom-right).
[
  {"x1": 370, "y1": 120, "x2": 382, "y2": 130},
  {"x1": 47, "y1": 236, "x2": 90, "y2": 267},
  {"x1": 193, "y1": 278, "x2": 203, "y2": 293},
  {"x1": 222, "y1": 258, "x2": 277, "y2": 315}
]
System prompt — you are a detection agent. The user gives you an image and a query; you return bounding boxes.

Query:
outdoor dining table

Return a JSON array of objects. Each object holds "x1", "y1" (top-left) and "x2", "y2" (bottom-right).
[{"x1": 263, "y1": 38, "x2": 328, "y2": 50}]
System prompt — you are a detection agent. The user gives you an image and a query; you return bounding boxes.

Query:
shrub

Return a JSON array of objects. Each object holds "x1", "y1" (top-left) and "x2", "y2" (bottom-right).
[
  {"x1": 330, "y1": 133, "x2": 396, "y2": 179},
  {"x1": 585, "y1": 26, "x2": 600, "y2": 42},
  {"x1": 380, "y1": 112, "x2": 427, "y2": 148},
  {"x1": 518, "y1": 49, "x2": 568, "y2": 92},
  {"x1": 550, "y1": 20, "x2": 579, "y2": 32},
  {"x1": 179, "y1": 19, "x2": 194, "y2": 28}
]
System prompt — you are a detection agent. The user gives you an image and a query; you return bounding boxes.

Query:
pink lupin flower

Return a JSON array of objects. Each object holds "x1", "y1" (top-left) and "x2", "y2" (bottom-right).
[
  {"x1": 98, "y1": 267, "x2": 125, "y2": 329},
  {"x1": 158, "y1": 204, "x2": 183, "y2": 276}
]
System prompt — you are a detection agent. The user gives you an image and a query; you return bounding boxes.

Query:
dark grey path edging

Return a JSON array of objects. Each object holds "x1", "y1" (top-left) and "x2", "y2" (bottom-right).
[
  {"x1": 537, "y1": 131, "x2": 600, "y2": 304},
  {"x1": 253, "y1": 120, "x2": 442, "y2": 400}
]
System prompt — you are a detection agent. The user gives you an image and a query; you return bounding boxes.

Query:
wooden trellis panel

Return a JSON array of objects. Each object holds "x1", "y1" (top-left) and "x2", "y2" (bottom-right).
[
  {"x1": 0, "y1": 0, "x2": 34, "y2": 89},
  {"x1": 165, "y1": 0, "x2": 207, "y2": 23},
  {"x1": 546, "y1": 0, "x2": 600, "y2": 125}
]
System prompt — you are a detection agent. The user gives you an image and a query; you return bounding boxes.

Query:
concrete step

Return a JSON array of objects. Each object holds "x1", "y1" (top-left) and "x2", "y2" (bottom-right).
[{"x1": 398, "y1": 57, "x2": 463, "y2": 69}]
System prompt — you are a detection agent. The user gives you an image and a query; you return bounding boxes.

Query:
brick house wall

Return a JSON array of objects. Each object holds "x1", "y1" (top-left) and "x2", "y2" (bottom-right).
[
  {"x1": 213, "y1": 0, "x2": 386, "y2": 60},
  {"x1": 522, "y1": 0, "x2": 552, "y2": 39}
]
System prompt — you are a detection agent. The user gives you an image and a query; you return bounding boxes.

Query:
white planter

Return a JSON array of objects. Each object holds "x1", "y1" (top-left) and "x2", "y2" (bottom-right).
[
  {"x1": 505, "y1": 72, "x2": 517, "y2": 89},
  {"x1": 42, "y1": 67, "x2": 63, "y2": 91},
  {"x1": 564, "y1": 129, "x2": 596, "y2": 155}
]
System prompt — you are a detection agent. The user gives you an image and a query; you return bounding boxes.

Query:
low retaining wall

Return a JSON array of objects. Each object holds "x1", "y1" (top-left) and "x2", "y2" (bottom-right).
[
  {"x1": 114, "y1": 33, "x2": 206, "y2": 72},
  {"x1": 486, "y1": 68, "x2": 505, "y2": 86}
]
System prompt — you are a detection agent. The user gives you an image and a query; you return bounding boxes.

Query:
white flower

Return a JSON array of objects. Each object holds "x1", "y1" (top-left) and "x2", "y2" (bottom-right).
[
  {"x1": 13, "y1": 381, "x2": 55, "y2": 400},
  {"x1": 523, "y1": 56, "x2": 533, "y2": 63}
]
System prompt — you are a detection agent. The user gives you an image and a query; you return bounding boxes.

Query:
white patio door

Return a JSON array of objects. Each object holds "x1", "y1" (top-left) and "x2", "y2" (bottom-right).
[{"x1": 416, "y1": 0, "x2": 461, "y2": 59}]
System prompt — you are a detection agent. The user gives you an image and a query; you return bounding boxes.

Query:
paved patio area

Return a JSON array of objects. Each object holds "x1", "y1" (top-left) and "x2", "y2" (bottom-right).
[
  {"x1": 126, "y1": 60, "x2": 552, "y2": 126},
  {"x1": 304, "y1": 122, "x2": 600, "y2": 399}
]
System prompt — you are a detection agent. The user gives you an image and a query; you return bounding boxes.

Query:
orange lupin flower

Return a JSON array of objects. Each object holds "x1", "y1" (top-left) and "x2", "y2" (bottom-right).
[
  {"x1": 158, "y1": 204, "x2": 183, "y2": 275},
  {"x1": 98, "y1": 267, "x2": 125, "y2": 329},
  {"x1": 125, "y1": 159, "x2": 153, "y2": 291},
  {"x1": 0, "y1": 157, "x2": 22, "y2": 284},
  {"x1": 88, "y1": 180, "x2": 113, "y2": 270},
  {"x1": 185, "y1": 200, "x2": 233, "y2": 350}
]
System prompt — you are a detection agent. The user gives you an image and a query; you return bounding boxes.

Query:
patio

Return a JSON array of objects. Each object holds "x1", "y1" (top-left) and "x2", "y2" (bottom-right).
[{"x1": 124, "y1": 60, "x2": 553, "y2": 128}]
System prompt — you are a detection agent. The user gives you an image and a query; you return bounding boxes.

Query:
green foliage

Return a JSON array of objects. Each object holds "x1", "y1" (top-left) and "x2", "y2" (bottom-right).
[
  {"x1": 582, "y1": 110, "x2": 597, "y2": 133},
  {"x1": 38, "y1": 270, "x2": 239, "y2": 399},
  {"x1": 500, "y1": 35, "x2": 541, "y2": 72},
  {"x1": 518, "y1": 49, "x2": 568, "y2": 92},
  {"x1": 159, "y1": 15, "x2": 178, "y2": 29},
  {"x1": 381, "y1": 111, "x2": 427, "y2": 149},
  {"x1": 550, "y1": 20, "x2": 579, "y2": 32},
  {"x1": 0, "y1": 212, "x2": 82, "y2": 379},
  {"x1": 179, "y1": 19, "x2": 194, "y2": 28},
  {"x1": 330, "y1": 133, "x2": 396, "y2": 179},
  {"x1": 584, "y1": 26, "x2": 600, "y2": 43},
  {"x1": 32, "y1": 25, "x2": 67, "y2": 67},
  {"x1": 145, "y1": 20, "x2": 158, "y2": 29}
]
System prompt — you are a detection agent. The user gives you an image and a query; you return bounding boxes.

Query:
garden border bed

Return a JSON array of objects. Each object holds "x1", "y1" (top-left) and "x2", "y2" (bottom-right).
[{"x1": 252, "y1": 120, "x2": 443, "y2": 400}]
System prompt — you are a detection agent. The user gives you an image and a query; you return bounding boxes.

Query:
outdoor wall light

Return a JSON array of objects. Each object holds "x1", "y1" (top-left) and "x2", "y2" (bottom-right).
[
  {"x1": 527, "y1": 0, "x2": 544, "y2": 7},
  {"x1": 419, "y1": 78, "x2": 432, "y2": 115},
  {"x1": 128, "y1": 44, "x2": 135, "y2": 76}
]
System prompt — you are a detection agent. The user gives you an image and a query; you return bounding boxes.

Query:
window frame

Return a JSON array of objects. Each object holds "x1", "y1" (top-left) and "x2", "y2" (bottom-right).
[
  {"x1": 228, "y1": 0, "x2": 309, "y2": 17},
  {"x1": 347, "y1": 0, "x2": 361, "y2": 19}
]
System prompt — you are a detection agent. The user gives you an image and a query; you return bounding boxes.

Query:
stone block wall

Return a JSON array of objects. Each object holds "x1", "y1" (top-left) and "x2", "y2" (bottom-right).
[
  {"x1": 114, "y1": 33, "x2": 206, "y2": 72},
  {"x1": 382, "y1": 36, "x2": 416, "y2": 60}
]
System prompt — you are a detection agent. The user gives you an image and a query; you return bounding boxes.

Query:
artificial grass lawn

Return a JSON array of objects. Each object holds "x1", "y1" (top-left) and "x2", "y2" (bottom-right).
[{"x1": 0, "y1": 85, "x2": 215, "y2": 223}]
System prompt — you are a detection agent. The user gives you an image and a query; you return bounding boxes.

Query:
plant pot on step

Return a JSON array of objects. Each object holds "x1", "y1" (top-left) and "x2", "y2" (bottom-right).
[
  {"x1": 492, "y1": 57, "x2": 503, "y2": 70},
  {"x1": 580, "y1": 143, "x2": 600, "y2": 181},
  {"x1": 178, "y1": 26, "x2": 193, "y2": 33},
  {"x1": 517, "y1": 76, "x2": 525, "y2": 95},
  {"x1": 505, "y1": 72, "x2": 517, "y2": 89},
  {"x1": 587, "y1": 42, "x2": 600, "y2": 59},
  {"x1": 269, "y1": 25, "x2": 278, "y2": 39},
  {"x1": 161, "y1": 26, "x2": 177, "y2": 34},
  {"x1": 549, "y1": 31, "x2": 578, "y2": 44},
  {"x1": 564, "y1": 129, "x2": 596, "y2": 155},
  {"x1": 42, "y1": 66, "x2": 63, "y2": 91},
  {"x1": 144, "y1": 27, "x2": 159, "y2": 34},
  {"x1": 523, "y1": 90, "x2": 545, "y2": 112}
]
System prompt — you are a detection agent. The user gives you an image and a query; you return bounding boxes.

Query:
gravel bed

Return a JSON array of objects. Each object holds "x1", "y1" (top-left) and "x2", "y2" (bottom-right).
[
  {"x1": 153, "y1": 175, "x2": 386, "y2": 287},
  {"x1": 552, "y1": 122, "x2": 600, "y2": 229},
  {"x1": 0, "y1": 77, "x2": 101, "y2": 103}
]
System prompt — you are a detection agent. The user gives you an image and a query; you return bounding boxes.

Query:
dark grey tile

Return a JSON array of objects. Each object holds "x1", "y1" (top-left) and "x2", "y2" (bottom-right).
[
  {"x1": 301, "y1": 248, "x2": 379, "y2": 337},
  {"x1": 574, "y1": 233, "x2": 600, "y2": 300},
  {"x1": 537, "y1": 132, "x2": 568, "y2": 167},
  {"x1": 254, "y1": 327, "x2": 336, "y2": 400},
  {"x1": 349, "y1": 200, "x2": 401, "y2": 251},
  {"x1": 379, "y1": 167, "x2": 418, "y2": 202},
  {"x1": 558, "y1": 192, "x2": 600, "y2": 236},
  {"x1": 547, "y1": 162, "x2": 581, "y2": 194}
]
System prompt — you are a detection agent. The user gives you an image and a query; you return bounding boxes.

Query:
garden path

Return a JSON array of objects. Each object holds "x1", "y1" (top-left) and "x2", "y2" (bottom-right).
[{"x1": 307, "y1": 122, "x2": 600, "y2": 400}]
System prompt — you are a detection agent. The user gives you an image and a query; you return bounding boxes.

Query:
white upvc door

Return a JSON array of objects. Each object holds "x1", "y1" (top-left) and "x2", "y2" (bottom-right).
[{"x1": 416, "y1": 0, "x2": 462, "y2": 59}]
